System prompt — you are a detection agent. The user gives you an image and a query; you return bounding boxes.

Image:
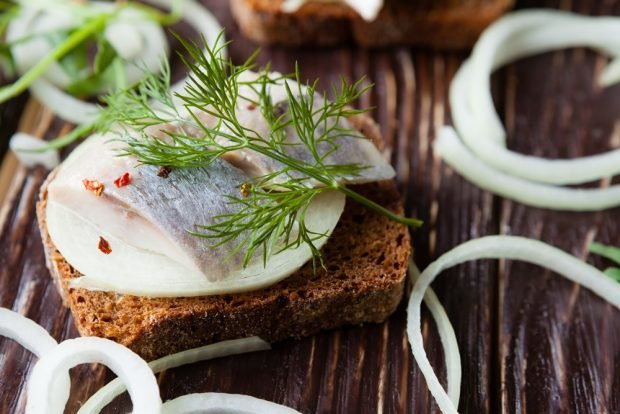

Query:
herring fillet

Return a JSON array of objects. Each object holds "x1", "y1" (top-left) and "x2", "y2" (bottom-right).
[
  {"x1": 45, "y1": 72, "x2": 391, "y2": 292},
  {"x1": 47, "y1": 136, "x2": 254, "y2": 283},
  {"x1": 210, "y1": 71, "x2": 396, "y2": 186}
]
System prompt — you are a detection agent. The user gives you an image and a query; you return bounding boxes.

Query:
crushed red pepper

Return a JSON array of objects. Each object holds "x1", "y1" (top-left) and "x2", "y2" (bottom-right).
[
  {"x1": 82, "y1": 179, "x2": 104, "y2": 196},
  {"x1": 98, "y1": 236, "x2": 112, "y2": 255},
  {"x1": 157, "y1": 166, "x2": 172, "y2": 178},
  {"x1": 114, "y1": 172, "x2": 131, "y2": 188}
]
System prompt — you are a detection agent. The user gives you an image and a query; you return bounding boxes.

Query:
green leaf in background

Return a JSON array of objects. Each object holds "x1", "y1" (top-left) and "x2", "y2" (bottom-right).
[
  {"x1": 604, "y1": 267, "x2": 620, "y2": 282},
  {"x1": 0, "y1": 42, "x2": 14, "y2": 77},
  {"x1": 93, "y1": 37, "x2": 117, "y2": 75},
  {"x1": 66, "y1": 73, "x2": 104, "y2": 96},
  {"x1": 0, "y1": 4, "x2": 18, "y2": 38},
  {"x1": 589, "y1": 241, "x2": 620, "y2": 266}
]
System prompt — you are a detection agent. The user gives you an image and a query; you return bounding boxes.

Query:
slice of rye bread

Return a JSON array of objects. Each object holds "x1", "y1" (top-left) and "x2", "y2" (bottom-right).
[
  {"x1": 231, "y1": 0, "x2": 514, "y2": 49},
  {"x1": 35, "y1": 115, "x2": 411, "y2": 361}
]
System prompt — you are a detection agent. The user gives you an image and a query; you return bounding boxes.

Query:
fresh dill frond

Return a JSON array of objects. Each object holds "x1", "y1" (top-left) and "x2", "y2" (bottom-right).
[
  {"x1": 589, "y1": 241, "x2": 620, "y2": 282},
  {"x1": 98, "y1": 33, "x2": 423, "y2": 268}
]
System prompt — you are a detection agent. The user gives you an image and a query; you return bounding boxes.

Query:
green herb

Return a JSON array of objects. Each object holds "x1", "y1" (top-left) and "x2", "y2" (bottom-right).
[
  {"x1": 589, "y1": 241, "x2": 620, "y2": 282},
  {"x1": 0, "y1": 0, "x2": 180, "y2": 103},
  {"x1": 98, "y1": 34, "x2": 422, "y2": 267}
]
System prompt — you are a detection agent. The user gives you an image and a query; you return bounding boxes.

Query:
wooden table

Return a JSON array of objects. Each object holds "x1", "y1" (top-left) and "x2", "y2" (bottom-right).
[{"x1": 1, "y1": 0, "x2": 619, "y2": 412}]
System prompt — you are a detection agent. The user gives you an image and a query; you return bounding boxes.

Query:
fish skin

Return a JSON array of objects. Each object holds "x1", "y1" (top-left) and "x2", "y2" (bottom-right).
[
  {"x1": 207, "y1": 71, "x2": 396, "y2": 187},
  {"x1": 48, "y1": 136, "x2": 256, "y2": 282},
  {"x1": 118, "y1": 160, "x2": 253, "y2": 278}
]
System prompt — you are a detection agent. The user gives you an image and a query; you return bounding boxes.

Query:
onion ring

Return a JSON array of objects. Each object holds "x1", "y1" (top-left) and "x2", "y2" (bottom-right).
[
  {"x1": 435, "y1": 126, "x2": 620, "y2": 211},
  {"x1": 26, "y1": 336, "x2": 161, "y2": 414},
  {"x1": 450, "y1": 10, "x2": 620, "y2": 185},
  {"x1": 161, "y1": 393, "x2": 301, "y2": 414},
  {"x1": 407, "y1": 236, "x2": 620, "y2": 414},
  {"x1": 77, "y1": 337, "x2": 270, "y2": 414}
]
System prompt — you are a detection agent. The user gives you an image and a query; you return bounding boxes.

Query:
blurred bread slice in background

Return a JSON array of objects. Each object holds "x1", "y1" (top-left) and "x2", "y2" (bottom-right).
[{"x1": 230, "y1": 0, "x2": 515, "y2": 49}]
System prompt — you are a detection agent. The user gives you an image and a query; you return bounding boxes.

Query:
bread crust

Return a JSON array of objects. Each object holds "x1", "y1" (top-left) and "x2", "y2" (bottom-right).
[
  {"x1": 36, "y1": 116, "x2": 411, "y2": 361},
  {"x1": 231, "y1": 0, "x2": 515, "y2": 48}
]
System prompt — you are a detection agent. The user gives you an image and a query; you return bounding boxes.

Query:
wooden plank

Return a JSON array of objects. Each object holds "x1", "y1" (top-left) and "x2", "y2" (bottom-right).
[{"x1": 498, "y1": 0, "x2": 620, "y2": 412}]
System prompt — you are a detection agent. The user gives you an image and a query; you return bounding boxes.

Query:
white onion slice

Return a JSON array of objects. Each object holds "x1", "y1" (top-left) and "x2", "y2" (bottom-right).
[
  {"x1": 10, "y1": 132, "x2": 61, "y2": 169},
  {"x1": 450, "y1": 10, "x2": 620, "y2": 185},
  {"x1": 78, "y1": 337, "x2": 270, "y2": 414},
  {"x1": 408, "y1": 262, "x2": 461, "y2": 407},
  {"x1": 0, "y1": 307, "x2": 58, "y2": 357},
  {"x1": 407, "y1": 236, "x2": 620, "y2": 414},
  {"x1": 435, "y1": 127, "x2": 620, "y2": 211},
  {"x1": 26, "y1": 337, "x2": 161, "y2": 414},
  {"x1": 161, "y1": 393, "x2": 301, "y2": 414}
]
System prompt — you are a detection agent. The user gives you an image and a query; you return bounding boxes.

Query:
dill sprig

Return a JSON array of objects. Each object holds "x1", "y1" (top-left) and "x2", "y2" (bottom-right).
[
  {"x1": 99, "y1": 34, "x2": 422, "y2": 267},
  {"x1": 589, "y1": 241, "x2": 620, "y2": 282}
]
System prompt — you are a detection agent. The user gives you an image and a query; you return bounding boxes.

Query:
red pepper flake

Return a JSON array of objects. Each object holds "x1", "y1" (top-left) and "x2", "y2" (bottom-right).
[
  {"x1": 82, "y1": 179, "x2": 104, "y2": 197},
  {"x1": 157, "y1": 166, "x2": 172, "y2": 178},
  {"x1": 98, "y1": 236, "x2": 112, "y2": 255},
  {"x1": 114, "y1": 172, "x2": 132, "y2": 188},
  {"x1": 246, "y1": 103, "x2": 257, "y2": 111}
]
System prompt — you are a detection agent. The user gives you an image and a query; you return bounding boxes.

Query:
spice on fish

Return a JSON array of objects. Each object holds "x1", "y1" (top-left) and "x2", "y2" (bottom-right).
[
  {"x1": 98, "y1": 236, "x2": 112, "y2": 255},
  {"x1": 82, "y1": 178, "x2": 104, "y2": 196},
  {"x1": 114, "y1": 172, "x2": 132, "y2": 188},
  {"x1": 157, "y1": 166, "x2": 172, "y2": 178}
]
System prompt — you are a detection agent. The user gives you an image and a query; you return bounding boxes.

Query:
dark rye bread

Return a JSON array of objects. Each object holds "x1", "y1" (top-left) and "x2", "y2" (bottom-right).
[
  {"x1": 36, "y1": 116, "x2": 411, "y2": 361},
  {"x1": 230, "y1": 0, "x2": 514, "y2": 49}
]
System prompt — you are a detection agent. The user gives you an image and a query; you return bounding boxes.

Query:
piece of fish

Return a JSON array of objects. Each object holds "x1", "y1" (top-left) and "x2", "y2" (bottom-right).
[
  {"x1": 45, "y1": 72, "x2": 391, "y2": 294},
  {"x1": 191, "y1": 71, "x2": 396, "y2": 187}
]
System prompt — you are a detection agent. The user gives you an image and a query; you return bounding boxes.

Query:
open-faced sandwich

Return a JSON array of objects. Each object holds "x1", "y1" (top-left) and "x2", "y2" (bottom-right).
[
  {"x1": 36, "y1": 39, "x2": 419, "y2": 360},
  {"x1": 231, "y1": 0, "x2": 515, "y2": 48}
]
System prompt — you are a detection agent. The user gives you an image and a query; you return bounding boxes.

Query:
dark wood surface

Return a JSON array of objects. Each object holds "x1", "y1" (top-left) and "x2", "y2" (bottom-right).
[{"x1": 1, "y1": 0, "x2": 620, "y2": 413}]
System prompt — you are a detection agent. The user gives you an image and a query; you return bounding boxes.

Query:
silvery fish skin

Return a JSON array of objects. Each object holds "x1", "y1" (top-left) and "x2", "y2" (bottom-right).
[
  {"x1": 201, "y1": 71, "x2": 396, "y2": 187},
  {"x1": 47, "y1": 136, "x2": 255, "y2": 282}
]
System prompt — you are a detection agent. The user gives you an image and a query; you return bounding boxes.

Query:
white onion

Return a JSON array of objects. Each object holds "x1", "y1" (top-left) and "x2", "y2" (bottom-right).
[
  {"x1": 450, "y1": 10, "x2": 620, "y2": 185},
  {"x1": 435, "y1": 127, "x2": 620, "y2": 211},
  {"x1": 10, "y1": 132, "x2": 61, "y2": 169},
  {"x1": 26, "y1": 337, "x2": 161, "y2": 414},
  {"x1": 408, "y1": 262, "x2": 461, "y2": 406},
  {"x1": 407, "y1": 236, "x2": 620, "y2": 414},
  {"x1": 161, "y1": 393, "x2": 301, "y2": 414},
  {"x1": 0, "y1": 308, "x2": 69, "y2": 414},
  {"x1": 78, "y1": 337, "x2": 270, "y2": 414},
  {"x1": 0, "y1": 307, "x2": 58, "y2": 357}
]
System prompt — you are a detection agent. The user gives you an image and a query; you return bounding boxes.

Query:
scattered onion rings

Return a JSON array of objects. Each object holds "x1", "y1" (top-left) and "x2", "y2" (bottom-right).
[
  {"x1": 78, "y1": 337, "x2": 270, "y2": 414},
  {"x1": 161, "y1": 393, "x2": 302, "y2": 414},
  {"x1": 435, "y1": 126, "x2": 620, "y2": 211},
  {"x1": 26, "y1": 336, "x2": 162, "y2": 414},
  {"x1": 449, "y1": 10, "x2": 620, "y2": 187},
  {"x1": 407, "y1": 236, "x2": 620, "y2": 414}
]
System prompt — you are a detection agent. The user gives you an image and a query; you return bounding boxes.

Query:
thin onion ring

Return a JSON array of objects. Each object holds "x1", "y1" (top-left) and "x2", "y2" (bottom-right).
[
  {"x1": 407, "y1": 236, "x2": 620, "y2": 414},
  {"x1": 26, "y1": 336, "x2": 161, "y2": 414},
  {"x1": 0, "y1": 308, "x2": 71, "y2": 414},
  {"x1": 160, "y1": 393, "x2": 301, "y2": 414},
  {"x1": 408, "y1": 262, "x2": 461, "y2": 406},
  {"x1": 450, "y1": 10, "x2": 620, "y2": 185},
  {"x1": 435, "y1": 126, "x2": 620, "y2": 211},
  {"x1": 77, "y1": 337, "x2": 270, "y2": 414}
]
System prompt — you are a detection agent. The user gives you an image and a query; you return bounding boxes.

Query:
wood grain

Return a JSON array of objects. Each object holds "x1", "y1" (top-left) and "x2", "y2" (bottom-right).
[{"x1": 0, "y1": 0, "x2": 619, "y2": 413}]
